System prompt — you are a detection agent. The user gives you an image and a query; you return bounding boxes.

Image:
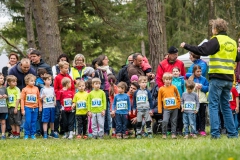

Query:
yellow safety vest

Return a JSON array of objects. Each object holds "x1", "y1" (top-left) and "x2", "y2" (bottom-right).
[
  {"x1": 209, "y1": 35, "x2": 237, "y2": 75},
  {"x1": 71, "y1": 67, "x2": 86, "y2": 80}
]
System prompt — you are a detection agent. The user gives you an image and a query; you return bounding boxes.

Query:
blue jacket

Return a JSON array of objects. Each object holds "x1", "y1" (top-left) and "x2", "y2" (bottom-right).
[
  {"x1": 192, "y1": 76, "x2": 209, "y2": 93},
  {"x1": 35, "y1": 77, "x2": 45, "y2": 91},
  {"x1": 186, "y1": 59, "x2": 208, "y2": 78},
  {"x1": 8, "y1": 62, "x2": 36, "y2": 91},
  {"x1": 112, "y1": 93, "x2": 131, "y2": 114},
  {"x1": 172, "y1": 76, "x2": 186, "y2": 97}
]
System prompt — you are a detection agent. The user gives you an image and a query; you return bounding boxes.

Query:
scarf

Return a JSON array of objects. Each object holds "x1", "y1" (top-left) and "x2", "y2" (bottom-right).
[{"x1": 98, "y1": 66, "x2": 112, "y2": 75}]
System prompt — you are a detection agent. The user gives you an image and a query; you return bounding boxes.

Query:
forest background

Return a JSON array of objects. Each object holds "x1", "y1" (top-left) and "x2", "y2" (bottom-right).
[{"x1": 0, "y1": 0, "x2": 240, "y2": 72}]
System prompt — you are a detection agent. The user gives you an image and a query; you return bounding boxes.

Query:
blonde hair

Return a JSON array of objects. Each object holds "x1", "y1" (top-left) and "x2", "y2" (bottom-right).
[
  {"x1": 6, "y1": 75, "x2": 17, "y2": 82},
  {"x1": 117, "y1": 82, "x2": 127, "y2": 92},
  {"x1": 162, "y1": 72, "x2": 173, "y2": 80},
  {"x1": 73, "y1": 54, "x2": 85, "y2": 67},
  {"x1": 138, "y1": 76, "x2": 148, "y2": 83},
  {"x1": 76, "y1": 80, "x2": 85, "y2": 86},
  {"x1": 92, "y1": 78, "x2": 101, "y2": 85},
  {"x1": 59, "y1": 61, "x2": 69, "y2": 68},
  {"x1": 24, "y1": 74, "x2": 36, "y2": 84},
  {"x1": 185, "y1": 80, "x2": 195, "y2": 90},
  {"x1": 61, "y1": 77, "x2": 71, "y2": 87},
  {"x1": 210, "y1": 18, "x2": 228, "y2": 33}
]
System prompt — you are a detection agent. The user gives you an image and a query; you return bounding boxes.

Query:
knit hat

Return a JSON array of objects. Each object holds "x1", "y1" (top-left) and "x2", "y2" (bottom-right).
[
  {"x1": 131, "y1": 75, "x2": 138, "y2": 82},
  {"x1": 168, "y1": 46, "x2": 178, "y2": 54}
]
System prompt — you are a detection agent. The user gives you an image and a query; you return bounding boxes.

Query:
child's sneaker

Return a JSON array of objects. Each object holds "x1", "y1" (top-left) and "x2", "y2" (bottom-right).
[
  {"x1": 49, "y1": 132, "x2": 59, "y2": 139},
  {"x1": 14, "y1": 135, "x2": 20, "y2": 139},
  {"x1": 148, "y1": 134, "x2": 153, "y2": 139},
  {"x1": 162, "y1": 135, "x2": 167, "y2": 139},
  {"x1": 68, "y1": 134, "x2": 73, "y2": 140},
  {"x1": 184, "y1": 135, "x2": 189, "y2": 139},
  {"x1": 1, "y1": 135, "x2": 6, "y2": 140},
  {"x1": 31, "y1": 135, "x2": 36, "y2": 140},
  {"x1": 98, "y1": 136, "x2": 104, "y2": 139},
  {"x1": 192, "y1": 134, "x2": 197, "y2": 138},
  {"x1": 123, "y1": 134, "x2": 128, "y2": 139},
  {"x1": 136, "y1": 135, "x2": 142, "y2": 139},
  {"x1": 111, "y1": 133, "x2": 116, "y2": 138},
  {"x1": 43, "y1": 134, "x2": 48, "y2": 139},
  {"x1": 92, "y1": 135, "x2": 97, "y2": 139},
  {"x1": 76, "y1": 135, "x2": 82, "y2": 139},
  {"x1": 88, "y1": 133, "x2": 93, "y2": 138},
  {"x1": 116, "y1": 134, "x2": 122, "y2": 139},
  {"x1": 24, "y1": 135, "x2": 29, "y2": 140},
  {"x1": 171, "y1": 134, "x2": 177, "y2": 139},
  {"x1": 9, "y1": 134, "x2": 14, "y2": 139},
  {"x1": 199, "y1": 131, "x2": 206, "y2": 136},
  {"x1": 83, "y1": 135, "x2": 88, "y2": 139},
  {"x1": 62, "y1": 132, "x2": 69, "y2": 139}
]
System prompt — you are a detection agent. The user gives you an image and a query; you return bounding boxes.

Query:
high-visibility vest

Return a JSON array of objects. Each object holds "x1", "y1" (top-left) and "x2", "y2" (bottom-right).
[
  {"x1": 71, "y1": 67, "x2": 86, "y2": 80},
  {"x1": 209, "y1": 35, "x2": 237, "y2": 74}
]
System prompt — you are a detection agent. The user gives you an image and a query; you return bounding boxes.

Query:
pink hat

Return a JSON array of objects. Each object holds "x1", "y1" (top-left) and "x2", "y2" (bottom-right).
[{"x1": 131, "y1": 75, "x2": 138, "y2": 82}]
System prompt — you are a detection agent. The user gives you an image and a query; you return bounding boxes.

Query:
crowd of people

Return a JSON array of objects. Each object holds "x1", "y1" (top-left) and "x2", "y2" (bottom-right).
[{"x1": 0, "y1": 18, "x2": 239, "y2": 140}]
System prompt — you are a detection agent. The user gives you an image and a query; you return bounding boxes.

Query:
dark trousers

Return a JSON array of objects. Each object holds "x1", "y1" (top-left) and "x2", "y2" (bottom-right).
[
  {"x1": 62, "y1": 111, "x2": 75, "y2": 132},
  {"x1": 104, "y1": 90, "x2": 110, "y2": 135},
  {"x1": 196, "y1": 103, "x2": 207, "y2": 131},
  {"x1": 76, "y1": 115, "x2": 87, "y2": 135},
  {"x1": 176, "y1": 109, "x2": 183, "y2": 132},
  {"x1": 54, "y1": 100, "x2": 61, "y2": 132},
  {"x1": 115, "y1": 114, "x2": 128, "y2": 134}
]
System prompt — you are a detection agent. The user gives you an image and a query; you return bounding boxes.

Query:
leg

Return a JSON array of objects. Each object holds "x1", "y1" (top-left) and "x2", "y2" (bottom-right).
[
  {"x1": 189, "y1": 113, "x2": 197, "y2": 134},
  {"x1": 91, "y1": 113, "x2": 98, "y2": 137},
  {"x1": 88, "y1": 116, "x2": 92, "y2": 134},
  {"x1": 15, "y1": 110, "x2": 21, "y2": 136},
  {"x1": 170, "y1": 109, "x2": 178, "y2": 135},
  {"x1": 162, "y1": 109, "x2": 170, "y2": 135},
  {"x1": 61, "y1": 111, "x2": 68, "y2": 132},
  {"x1": 177, "y1": 109, "x2": 183, "y2": 133},
  {"x1": 30, "y1": 108, "x2": 39, "y2": 136},
  {"x1": 82, "y1": 115, "x2": 88, "y2": 135},
  {"x1": 1, "y1": 119, "x2": 6, "y2": 135},
  {"x1": 68, "y1": 112, "x2": 75, "y2": 132},
  {"x1": 122, "y1": 114, "x2": 128, "y2": 135},
  {"x1": 76, "y1": 116, "x2": 82, "y2": 135},
  {"x1": 115, "y1": 114, "x2": 121, "y2": 134},
  {"x1": 104, "y1": 91, "x2": 110, "y2": 135},
  {"x1": 54, "y1": 100, "x2": 61, "y2": 132},
  {"x1": 199, "y1": 103, "x2": 207, "y2": 132},
  {"x1": 97, "y1": 113, "x2": 105, "y2": 137},
  {"x1": 144, "y1": 111, "x2": 152, "y2": 134},
  {"x1": 24, "y1": 107, "x2": 31, "y2": 136},
  {"x1": 136, "y1": 111, "x2": 143, "y2": 135},
  {"x1": 182, "y1": 112, "x2": 189, "y2": 135}
]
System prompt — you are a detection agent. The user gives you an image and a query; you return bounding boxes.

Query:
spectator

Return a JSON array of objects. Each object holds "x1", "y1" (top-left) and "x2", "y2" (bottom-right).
[
  {"x1": 127, "y1": 53, "x2": 145, "y2": 79},
  {"x1": 52, "y1": 54, "x2": 70, "y2": 79},
  {"x1": 2, "y1": 52, "x2": 19, "y2": 80}
]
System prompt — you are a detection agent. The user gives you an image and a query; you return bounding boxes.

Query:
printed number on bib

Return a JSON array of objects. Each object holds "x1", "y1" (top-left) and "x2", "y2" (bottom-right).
[
  {"x1": 164, "y1": 97, "x2": 176, "y2": 107},
  {"x1": 63, "y1": 98, "x2": 72, "y2": 107},
  {"x1": 229, "y1": 92, "x2": 233, "y2": 101},
  {"x1": 26, "y1": 94, "x2": 37, "y2": 103},
  {"x1": 116, "y1": 101, "x2": 127, "y2": 110},
  {"x1": 137, "y1": 94, "x2": 147, "y2": 103},
  {"x1": 184, "y1": 101, "x2": 196, "y2": 110},
  {"x1": 45, "y1": 96, "x2": 54, "y2": 104},
  {"x1": 0, "y1": 99, "x2": 7, "y2": 107},
  {"x1": 8, "y1": 95, "x2": 14, "y2": 103},
  {"x1": 77, "y1": 101, "x2": 86, "y2": 109},
  {"x1": 92, "y1": 98, "x2": 102, "y2": 107}
]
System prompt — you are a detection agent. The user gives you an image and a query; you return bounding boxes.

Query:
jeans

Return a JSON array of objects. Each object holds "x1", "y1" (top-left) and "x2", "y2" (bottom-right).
[
  {"x1": 208, "y1": 78, "x2": 238, "y2": 138},
  {"x1": 24, "y1": 107, "x2": 39, "y2": 136},
  {"x1": 232, "y1": 112, "x2": 238, "y2": 131},
  {"x1": 183, "y1": 112, "x2": 196, "y2": 135},
  {"x1": 115, "y1": 114, "x2": 128, "y2": 134}
]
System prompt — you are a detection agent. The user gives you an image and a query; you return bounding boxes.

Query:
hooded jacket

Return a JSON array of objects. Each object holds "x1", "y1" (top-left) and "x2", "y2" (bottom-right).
[
  {"x1": 31, "y1": 59, "x2": 53, "y2": 76},
  {"x1": 186, "y1": 59, "x2": 208, "y2": 78}
]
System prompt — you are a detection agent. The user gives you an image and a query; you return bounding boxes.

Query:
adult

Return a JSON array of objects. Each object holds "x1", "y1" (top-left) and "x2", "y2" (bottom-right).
[
  {"x1": 235, "y1": 37, "x2": 240, "y2": 83},
  {"x1": 2, "y1": 52, "x2": 19, "y2": 79},
  {"x1": 180, "y1": 18, "x2": 239, "y2": 138},
  {"x1": 186, "y1": 52, "x2": 208, "y2": 78},
  {"x1": 8, "y1": 58, "x2": 36, "y2": 91},
  {"x1": 94, "y1": 54, "x2": 115, "y2": 135},
  {"x1": 70, "y1": 54, "x2": 95, "y2": 82},
  {"x1": 52, "y1": 54, "x2": 70, "y2": 79},
  {"x1": 117, "y1": 54, "x2": 133, "y2": 86},
  {"x1": 127, "y1": 53, "x2": 145, "y2": 79},
  {"x1": 30, "y1": 50, "x2": 53, "y2": 76},
  {"x1": 26, "y1": 48, "x2": 35, "y2": 59},
  {"x1": 156, "y1": 46, "x2": 186, "y2": 87}
]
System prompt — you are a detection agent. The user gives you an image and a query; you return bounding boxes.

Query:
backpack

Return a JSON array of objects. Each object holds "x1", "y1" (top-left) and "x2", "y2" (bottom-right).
[{"x1": 116, "y1": 65, "x2": 130, "y2": 86}]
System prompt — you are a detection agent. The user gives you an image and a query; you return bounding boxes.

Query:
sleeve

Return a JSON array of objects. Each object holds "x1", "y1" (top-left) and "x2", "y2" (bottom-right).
[
  {"x1": 181, "y1": 93, "x2": 184, "y2": 107},
  {"x1": 199, "y1": 61, "x2": 207, "y2": 78},
  {"x1": 54, "y1": 76, "x2": 59, "y2": 95},
  {"x1": 174, "y1": 87, "x2": 181, "y2": 109},
  {"x1": 147, "y1": 90, "x2": 154, "y2": 109},
  {"x1": 40, "y1": 88, "x2": 44, "y2": 98},
  {"x1": 232, "y1": 88, "x2": 239, "y2": 97},
  {"x1": 8, "y1": 67, "x2": 13, "y2": 76},
  {"x1": 133, "y1": 90, "x2": 137, "y2": 110},
  {"x1": 87, "y1": 93, "x2": 91, "y2": 111},
  {"x1": 37, "y1": 89, "x2": 42, "y2": 108},
  {"x1": 70, "y1": 77, "x2": 75, "y2": 94},
  {"x1": 16, "y1": 88, "x2": 20, "y2": 100},
  {"x1": 186, "y1": 65, "x2": 193, "y2": 78},
  {"x1": 195, "y1": 93, "x2": 200, "y2": 112},
  {"x1": 56, "y1": 90, "x2": 61, "y2": 101},
  {"x1": 52, "y1": 66, "x2": 57, "y2": 79},
  {"x1": 157, "y1": 88, "x2": 163, "y2": 113},
  {"x1": 180, "y1": 63, "x2": 186, "y2": 78},
  {"x1": 2, "y1": 66, "x2": 8, "y2": 79},
  {"x1": 201, "y1": 77, "x2": 209, "y2": 93},
  {"x1": 127, "y1": 95, "x2": 131, "y2": 112},
  {"x1": 112, "y1": 96, "x2": 117, "y2": 111},
  {"x1": 72, "y1": 94, "x2": 77, "y2": 103},
  {"x1": 69, "y1": 67, "x2": 74, "y2": 80},
  {"x1": 21, "y1": 88, "x2": 26, "y2": 112},
  {"x1": 184, "y1": 38, "x2": 219, "y2": 56},
  {"x1": 116, "y1": 69, "x2": 123, "y2": 83},
  {"x1": 102, "y1": 91, "x2": 106, "y2": 110},
  {"x1": 156, "y1": 64, "x2": 164, "y2": 87}
]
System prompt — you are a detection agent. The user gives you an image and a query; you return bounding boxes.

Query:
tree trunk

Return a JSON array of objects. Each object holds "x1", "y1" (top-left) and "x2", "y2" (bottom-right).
[
  {"x1": 140, "y1": 31, "x2": 146, "y2": 56},
  {"x1": 24, "y1": 0, "x2": 36, "y2": 49},
  {"x1": 208, "y1": 0, "x2": 215, "y2": 39},
  {"x1": 75, "y1": 0, "x2": 83, "y2": 54},
  {"x1": 146, "y1": 0, "x2": 167, "y2": 72},
  {"x1": 41, "y1": 0, "x2": 63, "y2": 66}
]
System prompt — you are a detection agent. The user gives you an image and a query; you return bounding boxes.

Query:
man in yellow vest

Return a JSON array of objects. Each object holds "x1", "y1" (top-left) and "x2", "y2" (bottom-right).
[{"x1": 180, "y1": 18, "x2": 239, "y2": 139}]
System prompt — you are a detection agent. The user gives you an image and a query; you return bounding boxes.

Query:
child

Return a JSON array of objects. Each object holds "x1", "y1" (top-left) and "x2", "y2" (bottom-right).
[
  {"x1": 130, "y1": 75, "x2": 138, "y2": 83},
  {"x1": 57, "y1": 77, "x2": 75, "y2": 139},
  {"x1": 87, "y1": 78, "x2": 106, "y2": 139},
  {"x1": 0, "y1": 73, "x2": 8, "y2": 139},
  {"x1": 158, "y1": 72, "x2": 180, "y2": 139},
  {"x1": 108, "y1": 74, "x2": 118, "y2": 137},
  {"x1": 229, "y1": 85, "x2": 239, "y2": 131},
  {"x1": 181, "y1": 80, "x2": 199, "y2": 139},
  {"x1": 133, "y1": 76, "x2": 154, "y2": 139},
  {"x1": 72, "y1": 80, "x2": 89, "y2": 139},
  {"x1": 6, "y1": 75, "x2": 21, "y2": 139},
  {"x1": 112, "y1": 82, "x2": 131, "y2": 139},
  {"x1": 188, "y1": 65, "x2": 209, "y2": 136},
  {"x1": 172, "y1": 67, "x2": 186, "y2": 135},
  {"x1": 21, "y1": 74, "x2": 42, "y2": 139},
  {"x1": 40, "y1": 74, "x2": 58, "y2": 139},
  {"x1": 35, "y1": 68, "x2": 47, "y2": 91}
]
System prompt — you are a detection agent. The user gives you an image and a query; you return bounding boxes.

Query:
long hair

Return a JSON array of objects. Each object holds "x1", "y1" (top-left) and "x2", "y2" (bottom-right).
[
  {"x1": 108, "y1": 74, "x2": 117, "y2": 96},
  {"x1": 189, "y1": 65, "x2": 201, "y2": 81}
]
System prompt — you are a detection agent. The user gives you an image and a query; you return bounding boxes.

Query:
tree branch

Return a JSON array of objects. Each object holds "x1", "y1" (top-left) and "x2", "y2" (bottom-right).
[{"x1": 0, "y1": 34, "x2": 25, "y2": 57}]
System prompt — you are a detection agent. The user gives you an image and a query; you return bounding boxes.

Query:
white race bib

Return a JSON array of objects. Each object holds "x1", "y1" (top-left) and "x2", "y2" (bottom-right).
[
  {"x1": 26, "y1": 94, "x2": 37, "y2": 103},
  {"x1": 137, "y1": 94, "x2": 147, "y2": 103},
  {"x1": 184, "y1": 101, "x2": 196, "y2": 110},
  {"x1": 63, "y1": 98, "x2": 72, "y2": 107},
  {"x1": 91, "y1": 98, "x2": 102, "y2": 107},
  {"x1": 164, "y1": 97, "x2": 176, "y2": 107},
  {"x1": 0, "y1": 99, "x2": 7, "y2": 107},
  {"x1": 76, "y1": 101, "x2": 87, "y2": 109},
  {"x1": 116, "y1": 101, "x2": 127, "y2": 110},
  {"x1": 45, "y1": 96, "x2": 54, "y2": 104},
  {"x1": 8, "y1": 95, "x2": 14, "y2": 104},
  {"x1": 229, "y1": 92, "x2": 233, "y2": 101}
]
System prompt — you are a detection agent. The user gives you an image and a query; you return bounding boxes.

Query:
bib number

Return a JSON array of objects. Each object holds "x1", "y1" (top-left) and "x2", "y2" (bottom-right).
[
  {"x1": 137, "y1": 94, "x2": 147, "y2": 103},
  {"x1": 8, "y1": 95, "x2": 14, "y2": 104},
  {"x1": 0, "y1": 99, "x2": 6, "y2": 107},
  {"x1": 184, "y1": 101, "x2": 196, "y2": 110},
  {"x1": 26, "y1": 94, "x2": 37, "y2": 103},
  {"x1": 92, "y1": 99, "x2": 102, "y2": 107},
  {"x1": 77, "y1": 101, "x2": 86, "y2": 109},
  {"x1": 63, "y1": 98, "x2": 72, "y2": 107},
  {"x1": 164, "y1": 97, "x2": 176, "y2": 107},
  {"x1": 45, "y1": 96, "x2": 54, "y2": 104},
  {"x1": 229, "y1": 92, "x2": 233, "y2": 101},
  {"x1": 116, "y1": 101, "x2": 127, "y2": 110}
]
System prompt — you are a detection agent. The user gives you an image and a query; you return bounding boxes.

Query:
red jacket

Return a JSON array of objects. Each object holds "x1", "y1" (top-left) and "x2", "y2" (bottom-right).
[
  {"x1": 56, "y1": 89, "x2": 74, "y2": 112},
  {"x1": 156, "y1": 59, "x2": 186, "y2": 87},
  {"x1": 54, "y1": 73, "x2": 75, "y2": 96}
]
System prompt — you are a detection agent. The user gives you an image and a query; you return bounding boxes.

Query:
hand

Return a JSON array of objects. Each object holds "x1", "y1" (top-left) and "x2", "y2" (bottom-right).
[
  {"x1": 236, "y1": 107, "x2": 239, "y2": 114},
  {"x1": 181, "y1": 108, "x2": 184, "y2": 112},
  {"x1": 133, "y1": 110, "x2": 136, "y2": 115},
  {"x1": 14, "y1": 108, "x2": 18, "y2": 114},
  {"x1": 149, "y1": 110, "x2": 153, "y2": 116},
  {"x1": 22, "y1": 110, "x2": 25, "y2": 116},
  {"x1": 110, "y1": 111, "x2": 115, "y2": 118},
  {"x1": 180, "y1": 42, "x2": 186, "y2": 48},
  {"x1": 88, "y1": 111, "x2": 92, "y2": 118},
  {"x1": 128, "y1": 111, "x2": 131, "y2": 115},
  {"x1": 42, "y1": 94, "x2": 46, "y2": 99},
  {"x1": 39, "y1": 107, "x2": 42, "y2": 112},
  {"x1": 54, "y1": 102, "x2": 56, "y2": 106},
  {"x1": 131, "y1": 117, "x2": 137, "y2": 124},
  {"x1": 196, "y1": 84, "x2": 202, "y2": 89},
  {"x1": 0, "y1": 95, "x2": 3, "y2": 99},
  {"x1": 3, "y1": 94, "x2": 7, "y2": 98},
  {"x1": 101, "y1": 110, "x2": 105, "y2": 116},
  {"x1": 194, "y1": 110, "x2": 198, "y2": 114}
]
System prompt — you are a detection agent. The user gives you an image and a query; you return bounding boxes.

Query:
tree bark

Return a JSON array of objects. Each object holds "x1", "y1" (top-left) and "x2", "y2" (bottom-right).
[
  {"x1": 208, "y1": 0, "x2": 215, "y2": 39},
  {"x1": 146, "y1": 0, "x2": 167, "y2": 72},
  {"x1": 24, "y1": 0, "x2": 36, "y2": 49},
  {"x1": 75, "y1": 0, "x2": 83, "y2": 54}
]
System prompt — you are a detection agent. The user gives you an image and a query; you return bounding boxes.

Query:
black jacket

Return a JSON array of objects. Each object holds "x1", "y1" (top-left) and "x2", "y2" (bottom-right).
[
  {"x1": 31, "y1": 59, "x2": 53, "y2": 76},
  {"x1": 116, "y1": 65, "x2": 130, "y2": 86}
]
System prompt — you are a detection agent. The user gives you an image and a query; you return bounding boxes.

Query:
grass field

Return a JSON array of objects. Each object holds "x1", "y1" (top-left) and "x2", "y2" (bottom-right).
[{"x1": 0, "y1": 132, "x2": 240, "y2": 160}]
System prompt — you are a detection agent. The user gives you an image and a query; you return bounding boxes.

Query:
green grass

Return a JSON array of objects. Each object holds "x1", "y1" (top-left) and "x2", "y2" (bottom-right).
[{"x1": 0, "y1": 133, "x2": 240, "y2": 160}]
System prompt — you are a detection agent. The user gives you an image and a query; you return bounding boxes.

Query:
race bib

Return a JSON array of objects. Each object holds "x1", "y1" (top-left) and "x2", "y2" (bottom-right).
[
  {"x1": 116, "y1": 101, "x2": 127, "y2": 110},
  {"x1": 0, "y1": 99, "x2": 7, "y2": 107},
  {"x1": 8, "y1": 95, "x2": 14, "y2": 104},
  {"x1": 26, "y1": 94, "x2": 37, "y2": 103},
  {"x1": 76, "y1": 101, "x2": 86, "y2": 109},
  {"x1": 137, "y1": 94, "x2": 147, "y2": 103},
  {"x1": 164, "y1": 97, "x2": 176, "y2": 107},
  {"x1": 229, "y1": 92, "x2": 233, "y2": 101},
  {"x1": 63, "y1": 98, "x2": 72, "y2": 107},
  {"x1": 92, "y1": 98, "x2": 102, "y2": 107},
  {"x1": 45, "y1": 96, "x2": 54, "y2": 104},
  {"x1": 184, "y1": 101, "x2": 196, "y2": 110}
]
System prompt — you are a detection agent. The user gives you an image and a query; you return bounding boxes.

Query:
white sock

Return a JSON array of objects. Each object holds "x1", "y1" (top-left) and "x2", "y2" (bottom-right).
[{"x1": 69, "y1": 131, "x2": 73, "y2": 136}]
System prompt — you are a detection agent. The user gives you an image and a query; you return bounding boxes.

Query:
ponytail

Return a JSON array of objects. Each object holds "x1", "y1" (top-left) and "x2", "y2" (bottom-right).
[{"x1": 108, "y1": 74, "x2": 116, "y2": 96}]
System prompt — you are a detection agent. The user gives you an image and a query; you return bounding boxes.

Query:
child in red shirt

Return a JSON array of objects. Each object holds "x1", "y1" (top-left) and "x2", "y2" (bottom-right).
[{"x1": 229, "y1": 86, "x2": 239, "y2": 130}]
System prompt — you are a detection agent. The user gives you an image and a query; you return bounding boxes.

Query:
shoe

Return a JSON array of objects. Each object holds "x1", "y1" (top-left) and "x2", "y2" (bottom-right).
[
  {"x1": 162, "y1": 135, "x2": 167, "y2": 139},
  {"x1": 68, "y1": 134, "x2": 73, "y2": 140},
  {"x1": 221, "y1": 128, "x2": 227, "y2": 135},
  {"x1": 192, "y1": 134, "x2": 197, "y2": 138},
  {"x1": 49, "y1": 132, "x2": 59, "y2": 139},
  {"x1": 83, "y1": 135, "x2": 88, "y2": 139},
  {"x1": 14, "y1": 135, "x2": 20, "y2": 139},
  {"x1": 171, "y1": 134, "x2": 177, "y2": 139},
  {"x1": 167, "y1": 131, "x2": 171, "y2": 135},
  {"x1": 1, "y1": 135, "x2": 6, "y2": 140},
  {"x1": 111, "y1": 133, "x2": 116, "y2": 138},
  {"x1": 9, "y1": 134, "x2": 14, "y2": 139},
  {"x1": 98, "y1": 136, "x2": 104, "y2": 139},
  {"x1": 76, "y1": 135, "x2": 82, "y2": 139},
  {"x1": 62, "y1": 133, "x2": 69, "y2": 139},
  {"x1": 184, "y1": 135, "x2": 189, "y2": 139},
  {"x1": 116, "y1": 134, "x2": 122, "y2": 139},
  {"x1": 136, "y1": 135, "x2": 142, "y2": 139},
  {"x1": 24, "y1": 135, "x2": 29, "y2": 140},
  {"x1": 31, "y1": 135, "x2": 36, "y2": 140},
  {"x1": 88, "y1": 134, "x2": 93, "y2": 138},
  {"x1": 92, "y1": 135, "x2": 97, "y2": 139},
  {"x1": 43, "y1": 134, "x2": 48, "y2": 139},
  {"x1": 142, "y1": 132, "x2": 148, "y2": 137},
  {"x1": 148, "y1": 134, "x2": 153, "y2": 139},
  {"x1": 199, "y1": 131, "x2": 206, "y2": 136},
  {"x1": 123, "y1": 134, "x2": 128, "y2": 139}
]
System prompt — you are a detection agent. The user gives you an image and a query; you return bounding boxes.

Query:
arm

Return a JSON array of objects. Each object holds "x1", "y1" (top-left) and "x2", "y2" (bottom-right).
[
  {"x1": 127, "y1": 96, "x2": 131, "y2": 112},
  {"x1": 201, "y1": 77, "x2": 209, "y2": 93},
  {"x1": 133, "y1": 91, "x2": 137, "y2": 110},
  {"x1": 102, "y1": 91, "x2": 106, "y2": 110},
  {"x1": 195, "y1": 93, "x2": 200, "y2": 113},
  {"x1": 180, "y1": 63, "x2": 186, "y2": 78},
  {"x1": 147, "y1": 90, "x2": 154, "y2": 109},
  {"x1": 52, "y1": 66, "x2": 57, "y2": 79},
  {"x1": 112, "y1": 96, "x2": 117, "y2": 111},
  {"x1": 54, "y1": 76, "x2": 59, "y2": 95},
  {"x1": 174, "y1": 87, "x2": 181, "y2": 109},
  {"x1": 236, "y1": 97, "x2": 239, "y2": 113},
  {"x1": 21, "y1": 88, "x2": 26, "y2": 113},
  {"x1": 157, "y1": 89, "x2": 163, "y2": 113},
  {"x1": 156, "y1": 64, "x2": 164, "y2": 87},
  {"x1": 37, "y1": 89, "x2": 42, "y2": 111}
]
